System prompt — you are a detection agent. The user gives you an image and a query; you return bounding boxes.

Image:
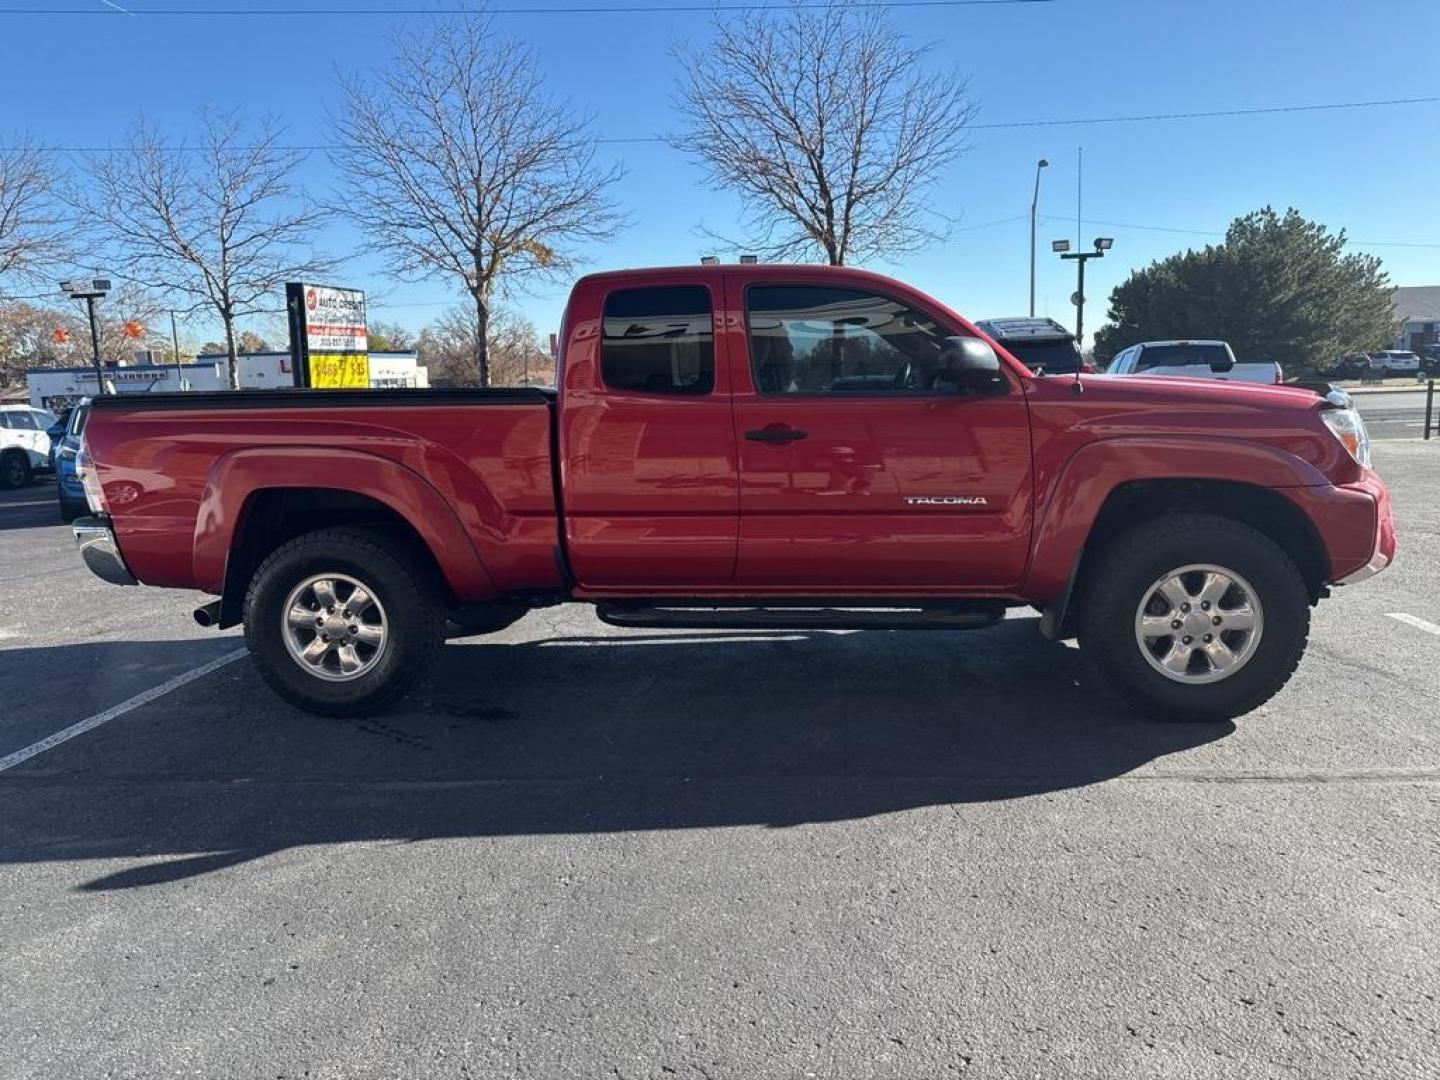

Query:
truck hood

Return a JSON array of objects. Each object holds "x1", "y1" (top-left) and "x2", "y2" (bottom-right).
[
  {"x1": 1057, "y1": 372, "x2": 1329, "y2": 413},
  {"x1": 1022, "y1": 372, "x2": 1360, "y2": 485}
]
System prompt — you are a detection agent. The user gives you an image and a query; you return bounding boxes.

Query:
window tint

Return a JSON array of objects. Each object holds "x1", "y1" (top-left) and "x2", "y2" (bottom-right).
[
  {"x1": 1135, "y1": 344, "x2": 1231, "y2": 371},
  {"x1": 747, "y1": 286, "x2": 959, "y2": 394},
  {"x1": 69, "y1": 404, "x2": 90, "y2": 437},
  {"x1": 0, "y1": 413, "x2": 10, "y2": 429},
  {"x1": 602, "y1": 286, "x2": 714, "y2": 395},
  {"x1": 7, "y1": 411, "x2": 38, "y2": 430}
]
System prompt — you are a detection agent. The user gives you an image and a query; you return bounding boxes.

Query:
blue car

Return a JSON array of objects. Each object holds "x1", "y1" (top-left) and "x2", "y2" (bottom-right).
[{"x1": 54, "y1": 400, "x2": 90, "y2": 523}]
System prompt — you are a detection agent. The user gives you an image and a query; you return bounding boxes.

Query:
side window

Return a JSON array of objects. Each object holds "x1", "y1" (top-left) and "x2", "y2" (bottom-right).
[
  {"x1": 0, "y1": 413, "x2": 11, "y2": 429},
  {"x1": 601, "y1": 285, "x2": 715, "y2": 395},
  {"x1": 8, "y1": 411, "x2": 38, "y2": 430},
  {"x1": 746, "y1": 285, "x2": 959, "y2": 394}
]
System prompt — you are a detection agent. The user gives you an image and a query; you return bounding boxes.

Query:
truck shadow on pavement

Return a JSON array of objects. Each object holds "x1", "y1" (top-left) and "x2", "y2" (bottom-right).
[{"x1": 0, "y1": 619, "x2": 1234, "y2": 891}]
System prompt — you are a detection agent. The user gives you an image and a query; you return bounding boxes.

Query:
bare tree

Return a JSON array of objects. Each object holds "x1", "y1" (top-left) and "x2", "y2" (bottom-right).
[
  {"x1": 79, "y1": 111, "x2": 330, "y2": 388},
  {"x1": 331, "y1": 13, "x2": 622, "y2": 386},
  {"x1": 416, "y1": 304, "x2": 553, "y2": 388},
  {"x1": 0, "y1": 135, "x2": 73, "y2": 289},
  {"x1": 672, "y1": 0, "x2": 976, "y2": 265}
]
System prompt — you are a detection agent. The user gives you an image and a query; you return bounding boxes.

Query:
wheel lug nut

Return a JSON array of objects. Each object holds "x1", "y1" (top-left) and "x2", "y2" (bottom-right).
[
  {"x1": 1200, "y1": 601, "x2": 1210, "y2": 611},
  {"x1": 1212, "y1": 616, "x2": 1222, "y2": 626},
  {"x1": 1180, "y1": 603, "x2": 1190, "y2": 613},
  {"x1": 1171, "y1": 619, "x2": 1182, "y2": 630},
  {"x1": 316, "y1": 616, "x2": 324, "y2": 626},
  {"x1": 1203, "y1": 634, "x2": 1213, "y2": 643},
  {"x1": 1182, "y1": 636, "x2": 1192, "y2": 645}
]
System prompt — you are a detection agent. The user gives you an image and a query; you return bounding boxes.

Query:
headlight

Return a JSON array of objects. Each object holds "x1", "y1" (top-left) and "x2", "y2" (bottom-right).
[
  {"x1": 1320, "y1": 407, "x2": 1371, "y2": 469},
  {"x1": 73, "y1": 443, "x2": 109, "y2": 515}
]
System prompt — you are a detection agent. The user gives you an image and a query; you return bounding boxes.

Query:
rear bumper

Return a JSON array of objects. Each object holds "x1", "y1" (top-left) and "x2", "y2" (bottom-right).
[{"x1": 72, "y1": 516, "x2": 137, "y2": 586}]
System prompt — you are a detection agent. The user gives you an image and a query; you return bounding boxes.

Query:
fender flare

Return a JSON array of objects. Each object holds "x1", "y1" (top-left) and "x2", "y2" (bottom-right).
[
  {"x1": 192, "y1": 446, "x2": 497, "y2": 601},
  {"x1": 1027, "y1": 435, "x2": 1330, "y2": 631}
]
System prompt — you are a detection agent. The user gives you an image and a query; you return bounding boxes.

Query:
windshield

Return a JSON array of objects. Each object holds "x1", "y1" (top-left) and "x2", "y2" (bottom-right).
[
  {"x1": 1136, "y1": 343, "x2": 1231, "y2": 371},
  {"x1": 1001, "y1": 337, "x2": 1084, "y2": 374}
]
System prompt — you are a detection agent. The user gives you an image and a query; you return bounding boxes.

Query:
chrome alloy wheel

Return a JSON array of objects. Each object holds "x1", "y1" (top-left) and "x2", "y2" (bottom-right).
[
  {"x1": 281, "y1": 573, "x2": 389, "y2": 682},
  {"x1": 1134, "y1": 563, "x2": 1264, "y2": 685}
]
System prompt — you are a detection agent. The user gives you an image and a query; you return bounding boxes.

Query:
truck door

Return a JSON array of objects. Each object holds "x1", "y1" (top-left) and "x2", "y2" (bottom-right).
[
  {"x1": 559, "y1": 277, "x2": 740, "y2": 587},
  {"x1": 728, "y1": 278, "x2": 1033, "y2": 590}
]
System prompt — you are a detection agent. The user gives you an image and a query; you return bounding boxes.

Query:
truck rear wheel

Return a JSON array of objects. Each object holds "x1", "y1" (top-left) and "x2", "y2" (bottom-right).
[
  {"x1": 1078, "y1": 513, "x2": 1310, "y2": 722},
  {"x1": 243, "y1": 527, "x2": 444, "y2": 716}
]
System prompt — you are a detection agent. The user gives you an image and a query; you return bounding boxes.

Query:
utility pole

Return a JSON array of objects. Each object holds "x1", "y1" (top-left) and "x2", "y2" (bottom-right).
[
  {"x1": 1029, "y1": 159, "x2": 1049, "y2": 317},
  {"x1": 1050, "y1": 237, "x2": 1114, "y2": 347},
  {"x1": 60, "y1": 278, "x2": 112, "y2": 395}
]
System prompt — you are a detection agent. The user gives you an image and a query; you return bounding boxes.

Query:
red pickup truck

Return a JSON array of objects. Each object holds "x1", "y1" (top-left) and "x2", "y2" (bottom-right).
[{"x1": 72, "y1": 263, "x2": 1394, "y2": 722}]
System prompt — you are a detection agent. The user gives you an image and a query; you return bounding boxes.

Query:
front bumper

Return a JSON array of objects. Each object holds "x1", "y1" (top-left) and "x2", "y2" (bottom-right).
[
  {"x1": 73, "y1": 516, "x2": 137, "y2": 586},
  {"x1": 1336, "y1": 474, "x2": 1396, "y2": 584}
]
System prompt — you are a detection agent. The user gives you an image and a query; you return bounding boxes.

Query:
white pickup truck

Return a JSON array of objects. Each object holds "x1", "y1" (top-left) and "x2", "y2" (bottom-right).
[{"x1": 1106, "y1": 340, "x2": 1283, "y2": 385}]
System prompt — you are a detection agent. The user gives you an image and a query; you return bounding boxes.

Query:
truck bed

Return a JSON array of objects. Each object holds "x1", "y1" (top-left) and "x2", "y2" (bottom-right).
[{"x1": 84, "y1": 388, "x2": 562, "y2": 599}]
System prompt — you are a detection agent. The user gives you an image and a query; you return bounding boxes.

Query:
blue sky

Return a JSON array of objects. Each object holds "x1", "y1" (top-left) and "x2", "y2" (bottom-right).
[{"x1": 2, "y1": 0, "x2": 1437, "y2": 346}]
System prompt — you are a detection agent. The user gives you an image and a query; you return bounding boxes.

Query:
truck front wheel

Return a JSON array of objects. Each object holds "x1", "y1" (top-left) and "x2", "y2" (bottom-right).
[
  {"x1": 243, "y1": 527, "x2": 445, "y2": 716},
  {"x1": 1078, "y1": 514, "x2": 1311, "y2": 722}
]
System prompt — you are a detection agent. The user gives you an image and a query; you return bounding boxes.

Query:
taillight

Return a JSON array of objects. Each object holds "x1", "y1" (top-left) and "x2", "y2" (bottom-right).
[{"x1": 74, "y1": 441, "x2": 109, "y2": 515}]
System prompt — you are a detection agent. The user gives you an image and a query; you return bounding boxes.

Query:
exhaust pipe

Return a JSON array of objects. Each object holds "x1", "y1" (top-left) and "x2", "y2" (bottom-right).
[{"x1": 193, "y1": 600, "x2": 222, "y2": 628}]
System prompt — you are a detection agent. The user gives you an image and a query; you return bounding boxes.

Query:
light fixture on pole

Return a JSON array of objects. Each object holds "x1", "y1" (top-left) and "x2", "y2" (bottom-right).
[
  {"x1": 1029, "y1": 159, "x2": 1049, "y2": 317},
  {"x1": 59, "y1": 278, "x2": 112, "y2": 395},
  {"x1": 1053, "y1": 237, "x2": 1113, "y2": 348}
]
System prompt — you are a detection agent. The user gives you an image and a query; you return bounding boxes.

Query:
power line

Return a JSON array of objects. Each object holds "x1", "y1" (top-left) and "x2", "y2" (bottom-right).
[
  {"x1": 972, "y1": 95, "x2": 1440, "y2": 129},
  {"x1": 0, "y1": 0, "x2": 1056, "y2": 15},
  {"x1": 5, "y1": 95, "x2": 1435, "y2": 154},
  {"x1": 1040, "y1": 214, "x2": 1440, "y2": 251}
]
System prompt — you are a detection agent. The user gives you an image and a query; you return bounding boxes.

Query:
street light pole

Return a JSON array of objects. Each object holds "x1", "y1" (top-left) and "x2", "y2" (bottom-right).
[
  {"x1": 1051, "y1": 237, "x2": 1114, "y2": 356},
  {"x1": 60, "y1": 278, "x2": 112, "y2": 395},
  {"x1": 85, "y1": 296, "x2": 103, "y2": 388},
  {"x1": 170, "y1": 310, "x2": 183, "y2": 386},
  {"x1": 1029, "y1": 159, "x2": 1049, "y2": 317}
]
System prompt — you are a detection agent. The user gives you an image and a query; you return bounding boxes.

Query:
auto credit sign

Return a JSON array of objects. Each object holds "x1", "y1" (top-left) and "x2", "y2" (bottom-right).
[{"x1": 286, "y1": 283, "x2": 370, "y2": 389}]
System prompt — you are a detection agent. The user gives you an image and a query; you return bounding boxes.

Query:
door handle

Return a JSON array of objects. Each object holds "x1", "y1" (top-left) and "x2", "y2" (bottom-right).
[{"x1": 745, "y1": 424, "x2": 808, "y2": 445}]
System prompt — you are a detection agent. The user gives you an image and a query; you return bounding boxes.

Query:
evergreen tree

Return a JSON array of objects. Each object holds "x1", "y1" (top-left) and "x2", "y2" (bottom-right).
[{"x1": 1095, "y1": 208, "x2": 1396, "y2": 373}]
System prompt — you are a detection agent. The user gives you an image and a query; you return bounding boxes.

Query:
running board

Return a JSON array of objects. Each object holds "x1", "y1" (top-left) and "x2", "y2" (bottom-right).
[{"x1": 595, "y1": 599, "x2": 1006, "y2": 631}]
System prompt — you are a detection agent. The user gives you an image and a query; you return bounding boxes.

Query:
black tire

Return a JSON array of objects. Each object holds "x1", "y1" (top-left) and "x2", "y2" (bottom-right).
[
  {"x1": 1078, "y1": 513, "x2": 1311, "y2": 723},
  {"x1": 243, "y1": 527, "x2": 445, "y2": 716},
  {"x1": 1, "y1": 451, "x2": 32, "y2": 490}
]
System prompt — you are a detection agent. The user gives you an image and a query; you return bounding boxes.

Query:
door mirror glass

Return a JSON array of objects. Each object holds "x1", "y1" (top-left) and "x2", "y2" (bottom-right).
[{"x1": 936, "y1": 336, "x2": 1006, "y2": 395}]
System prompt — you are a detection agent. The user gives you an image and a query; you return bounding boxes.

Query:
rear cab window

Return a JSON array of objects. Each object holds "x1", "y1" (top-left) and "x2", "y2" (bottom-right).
[
  {"x1": 601, "y1": 285, "x2": 715, "y2": 395},
  {"x1": 1136, "y1": 343, "x2": 1232, "y2": 371},
  {"x1": 999, "y1": 337, "x2": 1084, "y2": 375}
]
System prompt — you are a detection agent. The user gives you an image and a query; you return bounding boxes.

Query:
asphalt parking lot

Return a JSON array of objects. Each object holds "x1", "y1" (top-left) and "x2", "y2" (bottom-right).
[{"x1": 1, "y1": 439, "x2": 1438, "y2": 1079}]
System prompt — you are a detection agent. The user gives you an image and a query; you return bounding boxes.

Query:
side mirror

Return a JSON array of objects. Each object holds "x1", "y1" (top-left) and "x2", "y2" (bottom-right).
[{"x1": 938, "y1": 336, "x2": 1007, "y2": 395}]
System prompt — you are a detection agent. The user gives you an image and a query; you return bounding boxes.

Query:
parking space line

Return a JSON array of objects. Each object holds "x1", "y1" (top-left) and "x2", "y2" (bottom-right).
[
  {"x1": 1386, "y1": 612, "x2": 1440, "y2": 637},
  {"x1": 0, "y1": 647, "x2": 246, "y2": 774}
]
